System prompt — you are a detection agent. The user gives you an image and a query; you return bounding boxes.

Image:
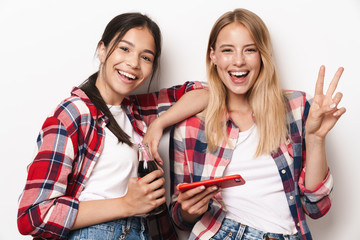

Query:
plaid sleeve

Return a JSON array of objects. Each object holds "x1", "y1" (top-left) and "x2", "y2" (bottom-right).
[
  {"x1": 298, "y1": 93, "x2": 333, "y2": 219},
  {"x1": 130, "y1": 81, "x2": 205, "y2": 127},
  {"x1": 169, "y1": 120, "x2": 194, "y2": 230},
  {"x1": 17, "y1": 115, "x2": 79, "y2": 239}
]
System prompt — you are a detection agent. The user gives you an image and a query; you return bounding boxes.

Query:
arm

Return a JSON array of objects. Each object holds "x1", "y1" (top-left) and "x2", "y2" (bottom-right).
[
  {"x1": 143, "y1": 82, "x2": 208, "y2": 162},
  {"x1": 17, "y1": 117, "x2": 79, "y2": 238},
  {"x1": 297, "y1": 66, "x2": 344, "y2": 219},
  {"x1": 72, "y1": 170, "x2": 166, "y2": 229},
  {"x1": 18, "y1": 102, "x2": 167, "y2": 238},
  {"x1": 304, "y1": 66, "x2": 345, "y2": 190},
  {"x1": 169, "y1": 121, "x2": 217, "y2": 229}
]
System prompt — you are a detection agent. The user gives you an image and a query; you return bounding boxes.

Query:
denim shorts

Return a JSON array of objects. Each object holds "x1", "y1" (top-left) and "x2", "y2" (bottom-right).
[
  {"x1": 211, "y1": 218, "x2": 300, "y2": 240},
  {"x1": 66, "y1": 217, "x2": 150, "y2": 240}
]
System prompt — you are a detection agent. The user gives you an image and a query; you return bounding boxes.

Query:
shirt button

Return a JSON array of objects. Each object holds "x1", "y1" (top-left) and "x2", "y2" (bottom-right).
[
  {"x1": 289, "y1": 196, "x2": 294, "y2": 200},
  {"x1": 297, "y1": 223, "x2": 300, "y2": 227},
  {"x1": 281, "y1": 169, "x2": 286, "y2": 174}
]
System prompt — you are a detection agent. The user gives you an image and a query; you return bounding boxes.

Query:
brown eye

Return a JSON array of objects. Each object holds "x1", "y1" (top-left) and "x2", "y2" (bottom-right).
[{"x1": 119, "y1": 47, "x2": 129, "y2": 52}]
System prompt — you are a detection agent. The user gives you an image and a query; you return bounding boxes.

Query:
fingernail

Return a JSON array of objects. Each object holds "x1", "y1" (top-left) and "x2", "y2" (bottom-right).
[
  {"x1": 330, "y1": 103, "x2": 337, "y2": 109},
  {"x1": 212, "y1": 186, "x2": 218, "y2": 191},
  {"x1": 200, "y1": 186, "x2": 205, "y2": 190}
]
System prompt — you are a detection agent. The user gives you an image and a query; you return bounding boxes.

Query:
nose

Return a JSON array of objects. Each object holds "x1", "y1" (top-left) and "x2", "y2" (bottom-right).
[
  {"x1": 234, "y1": 51, "x2": 245, "y2": 66},
  {"x1": 126, "y1": 53, "x2": 140, "y2": 69}
]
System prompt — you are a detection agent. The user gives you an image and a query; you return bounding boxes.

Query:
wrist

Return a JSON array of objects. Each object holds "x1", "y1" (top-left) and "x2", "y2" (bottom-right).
[
  {"x1": 305, "y1": 132, "x2": 326, "y2": 145},
  {"x1": 116, "y1": 197, "x2": 134, "y2": 218},
  {"x1": 152, "y1": 115, "x2": 167, "y2": 130}
]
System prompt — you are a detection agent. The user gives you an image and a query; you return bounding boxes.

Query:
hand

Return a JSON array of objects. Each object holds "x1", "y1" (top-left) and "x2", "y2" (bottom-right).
[
  {"x1": 176, "y1": 184, "x2": 219, "y2": 224},
  {"x1": 305, "y1": 66, "x2": 346, "y2": 140},
  {"x1": 123, "y1": 170, "x2": 166, "y2": 216},
  {"x1": 142, "y1": 118, "x2": 164, "y2": 166}
]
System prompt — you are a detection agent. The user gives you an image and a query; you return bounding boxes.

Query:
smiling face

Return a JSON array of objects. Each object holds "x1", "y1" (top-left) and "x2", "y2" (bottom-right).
[
  {"x1": 96, "y1": 27, "x2": 156, "y2": 105},
  {"x1": 210, "y1": 22, "x2": 261, "y2": 100}
]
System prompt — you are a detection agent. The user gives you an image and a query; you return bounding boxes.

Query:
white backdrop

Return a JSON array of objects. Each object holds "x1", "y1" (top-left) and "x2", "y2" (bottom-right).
[{"x1": 1, "y1": 0, "x2": 359, "y2": 239}]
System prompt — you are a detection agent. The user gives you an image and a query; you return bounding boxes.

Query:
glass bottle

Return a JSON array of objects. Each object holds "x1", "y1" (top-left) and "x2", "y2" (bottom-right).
[{"x1": 137, "y1": 143, "x2": 166, "y2": 216}]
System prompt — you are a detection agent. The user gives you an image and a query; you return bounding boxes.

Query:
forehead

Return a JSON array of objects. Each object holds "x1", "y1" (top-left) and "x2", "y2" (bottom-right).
[
  {"x1": 216, "y1": 22, "x2": 254, "y2": 46},
  {"x1": 119, "y1": 27, "x2": 156, "y2": 53}
]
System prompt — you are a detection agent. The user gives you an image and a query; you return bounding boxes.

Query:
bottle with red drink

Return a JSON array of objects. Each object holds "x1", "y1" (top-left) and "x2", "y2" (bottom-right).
[{"x1": 137, "y1": 143, "x2": 166, "y2": 216}]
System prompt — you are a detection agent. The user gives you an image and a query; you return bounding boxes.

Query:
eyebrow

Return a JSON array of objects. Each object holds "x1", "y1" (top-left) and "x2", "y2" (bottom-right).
[
  {"x1": 120, "y1": 39, "x2": 156, "y2": 56},
  {"x1": 219, "y1": 43, "x2": 256, "y2": 48}
]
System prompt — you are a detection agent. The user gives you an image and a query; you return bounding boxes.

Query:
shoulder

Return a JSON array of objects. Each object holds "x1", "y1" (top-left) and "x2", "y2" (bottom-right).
[
  {"x1": 50, "y1": 88, "x2": 95, "y2": 128},
  {"x1": 173, "y1": 115, "x2": 205, "y2": 140},
  {"x1": 283, "y1": 90, "x2": 312, "y2": 123},
  {"x1": 284, "y1": 90, "x2": 312, "y2": 110}
]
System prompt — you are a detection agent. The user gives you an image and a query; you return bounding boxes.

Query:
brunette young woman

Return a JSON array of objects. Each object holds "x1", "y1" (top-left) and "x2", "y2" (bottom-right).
[
  {"x1": 17, "y1": 12, "x2": 207, "y2": 239},
  {"x1": 170, "y1": 8, "x2": 345, "y2": 240}
]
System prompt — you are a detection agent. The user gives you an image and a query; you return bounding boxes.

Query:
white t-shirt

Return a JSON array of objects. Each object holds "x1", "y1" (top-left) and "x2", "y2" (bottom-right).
[
  {"x1": 79, "y1": 105, "x2": 140, "y2": 201},
  {"x1": 222, "y1": 124, "x2": 297, "y2": 234}
]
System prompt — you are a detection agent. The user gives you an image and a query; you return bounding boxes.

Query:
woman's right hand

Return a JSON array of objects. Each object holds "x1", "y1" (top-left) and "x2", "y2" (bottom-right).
[
  {"x1": 176, "y1": 184, "x2": 220, "y2": 224},
  {"x1": 124, "y1": 169, "x2": 166, "y2": 216}
]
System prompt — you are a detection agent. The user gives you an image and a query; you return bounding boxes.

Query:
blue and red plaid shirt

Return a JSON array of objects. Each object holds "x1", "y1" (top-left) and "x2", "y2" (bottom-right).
[
  {"x1": 17, "y1": 81, "x2": 204, "y2": 239},
  {"x1": 169, "y1": 90, "x2": 333, "y2": 240}
]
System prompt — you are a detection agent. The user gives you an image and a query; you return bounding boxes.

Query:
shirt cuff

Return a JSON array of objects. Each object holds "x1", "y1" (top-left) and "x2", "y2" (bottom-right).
[
  {"x1": 173, "y1": 202, "x2": 195, "y2": 231},
  {"x1": 299, "y1": 168, "x2": 333, "y2": 202}
]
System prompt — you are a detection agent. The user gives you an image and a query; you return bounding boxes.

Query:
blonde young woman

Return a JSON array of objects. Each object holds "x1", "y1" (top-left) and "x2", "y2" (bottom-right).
[{"x1": 170, "y1": 9, "x2": 345, "y2": 240}]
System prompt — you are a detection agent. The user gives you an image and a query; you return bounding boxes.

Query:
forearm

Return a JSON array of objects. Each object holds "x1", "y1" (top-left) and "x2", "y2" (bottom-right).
[
  {"x1": 156, "y1": 89, "x2": 208, "y2": 129},
  {"x1": 304, "y1": 135, "x2": 329, "y2": 191},
  {"x1": 72, "y1": 198, "x2": 131, "y2": 230}
]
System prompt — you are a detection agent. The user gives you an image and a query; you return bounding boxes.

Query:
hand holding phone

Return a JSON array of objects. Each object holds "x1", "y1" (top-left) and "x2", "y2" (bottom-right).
[{"x1": 178, "y1": 174, "x2": 245, "y2": 192}]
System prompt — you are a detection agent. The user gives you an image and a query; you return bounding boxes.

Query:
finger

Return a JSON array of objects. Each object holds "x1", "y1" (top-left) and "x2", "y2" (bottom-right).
[
  {"x1": 325, "y1": 67, "x2": 344, "y2": 97},
  {"x1": 154, "y1": 154, "x2": 164, "y2": 166},
  {"x1": 182, "y1": 186, "x2": 218, "y2": 204},
  {"x1": 153, "y1": 196, "x2": 166, "y2": 206},
  {"x1": 178, "y1": 185, "x2": 207, "y2": 200},
  {"x1": 139, "y1": 169, "x2": 164, "y2": 183},
  {"x1": 330, "y1": 92, "x2": 343, "y2": 107},
  {"x1": 151, "y1": 186, "x2": 166, "y2": 199},
  {"x1": 149, "y1": 141, "x2": 163, "y2": 166},
  {"x1": 185, "y1": 189, "x2": 219, "y2": 214},
  {"x1": 314, "y1": 65, "x2": 325, "y2": 96},
  {"x1": 148, "y1": 177, "x2": 166, "y2": 191},
  {"x1": 333, "y1": 107, "x2": 346, "y2": 117}
]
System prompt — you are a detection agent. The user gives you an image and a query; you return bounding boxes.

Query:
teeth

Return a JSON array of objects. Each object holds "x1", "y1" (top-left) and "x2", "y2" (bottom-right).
[
  {"x1": 118, "y1": 70, "x2": 136, "y2": 80},
  {"x1": 230, "y1": 71, "x2": 247, "y2": 77}
]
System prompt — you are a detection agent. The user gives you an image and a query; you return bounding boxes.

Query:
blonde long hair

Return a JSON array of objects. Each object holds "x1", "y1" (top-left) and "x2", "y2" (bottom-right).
[{"x1": 205, "y1": 8, "x2": 287, "y2": 156}]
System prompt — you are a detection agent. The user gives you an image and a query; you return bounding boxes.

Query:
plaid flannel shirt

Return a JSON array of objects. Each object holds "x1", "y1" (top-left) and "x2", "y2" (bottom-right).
[
  {"x1": 170, "y1": 90, "x2": 333, "y2": 240},
  {"x1": 17, "y1": 81, "x2": 203, "y2": 239}
]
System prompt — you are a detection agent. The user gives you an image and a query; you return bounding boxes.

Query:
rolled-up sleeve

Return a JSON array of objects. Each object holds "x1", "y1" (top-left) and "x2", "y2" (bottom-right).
[{"x1": 17, "y1": 116, "x2": 79, "y2": 239}]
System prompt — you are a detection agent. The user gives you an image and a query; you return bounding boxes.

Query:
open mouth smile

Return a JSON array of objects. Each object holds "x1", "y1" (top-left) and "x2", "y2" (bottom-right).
[
  {"x1": 229, "y1": 71, "x2": 249, "y2": 78},
  {"x1": 118, "y1": 70, "x2": 138, "y2": 81}
]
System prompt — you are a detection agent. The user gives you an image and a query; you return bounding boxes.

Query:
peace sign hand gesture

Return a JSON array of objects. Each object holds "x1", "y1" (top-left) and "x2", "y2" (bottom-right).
[{"x1": 305, "y1": 66, "x2": 346, "y2": 140}]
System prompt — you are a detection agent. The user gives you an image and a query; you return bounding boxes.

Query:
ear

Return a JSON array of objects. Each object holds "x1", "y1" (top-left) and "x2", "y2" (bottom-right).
[
  {"x1": 209, "y1": 47, "x2": 216, "y2": 65},
  {"x1": 98, "y1": 41, "x2": 107, "y2": 64}
]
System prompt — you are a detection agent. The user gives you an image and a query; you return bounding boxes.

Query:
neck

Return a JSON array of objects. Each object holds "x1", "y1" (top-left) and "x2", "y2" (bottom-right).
[
  {"x1": 95, "y1": 74, "x2": 124, "y2": 106},
  {"x1": 226, "y1": 93, "x2": 254, "y2": 132},
  {"x1": 227, "y1": 93, "x2": 251, "y2": 113}
]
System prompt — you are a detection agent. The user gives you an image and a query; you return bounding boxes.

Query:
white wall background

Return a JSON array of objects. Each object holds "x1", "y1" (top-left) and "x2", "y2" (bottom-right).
[{"x1": 1, "y1": 0, "x2": 359, "y2": 239}]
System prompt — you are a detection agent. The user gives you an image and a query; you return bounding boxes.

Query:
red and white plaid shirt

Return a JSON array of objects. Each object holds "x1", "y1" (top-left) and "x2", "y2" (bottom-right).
[
  {"x1": 170, "y1": 90, "x2": 333, "y2": 240},
  {"x1": 17, "y1": 81, "x2": 204, "y2": 239}
]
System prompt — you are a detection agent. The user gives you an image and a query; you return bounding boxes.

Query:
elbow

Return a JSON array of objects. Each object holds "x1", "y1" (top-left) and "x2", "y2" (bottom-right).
[
  {"x1": 304, "y1": 198, "x2": 332, "y2": 219},
  {"x1": 17, "y1": 215, "x2": 34, "y2": 236}
]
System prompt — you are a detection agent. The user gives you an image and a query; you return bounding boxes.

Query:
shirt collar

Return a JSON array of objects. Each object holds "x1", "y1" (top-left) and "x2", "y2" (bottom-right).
[{"x1": 70, "y1": 87, "x2": 109, "y2": 125}]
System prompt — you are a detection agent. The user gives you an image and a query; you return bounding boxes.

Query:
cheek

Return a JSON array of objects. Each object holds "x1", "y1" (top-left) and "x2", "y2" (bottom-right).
[
  {"x1": 249, "y1": 54, "x2": 261, "y2": 70},
  {"x1": 142, "y1": 64, "x2": 154, "y2": 79},
  {"x1": 216, "y1": 55, "x2": 232, "y2": 69}
]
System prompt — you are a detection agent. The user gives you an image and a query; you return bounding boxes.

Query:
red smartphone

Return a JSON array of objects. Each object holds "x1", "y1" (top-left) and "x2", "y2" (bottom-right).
[{"x1": 178, "y1": 174, "x2": 245, "y2": 192}]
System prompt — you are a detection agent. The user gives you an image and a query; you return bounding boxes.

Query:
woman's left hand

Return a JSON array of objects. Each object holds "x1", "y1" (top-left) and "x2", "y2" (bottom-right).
[
  {"x1": 305, "y1": 66, "x2": 346, "y2": 140},
  {"x1": 142, "y1": 118, "x2": 164, "y2": 166}
]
